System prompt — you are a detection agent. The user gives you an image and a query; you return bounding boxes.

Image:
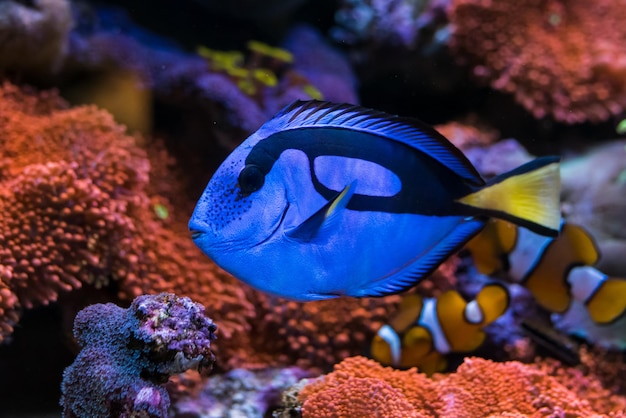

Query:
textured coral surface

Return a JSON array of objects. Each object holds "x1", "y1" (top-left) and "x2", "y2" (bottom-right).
[
  {"x1": 61, "y1": 293, "x2": 217, "y2": 418},
  {"x1": 298, "y1": 356, "x2": 626, "y2": 417},
  {"x1": 449, "y1": 0, "x2": 626, "y2": 123}
]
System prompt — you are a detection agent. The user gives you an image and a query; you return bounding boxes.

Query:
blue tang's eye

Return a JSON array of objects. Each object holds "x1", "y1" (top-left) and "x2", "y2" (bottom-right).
[{"x1": 238, "y1": 165, "x2": 265, "y2": 196}]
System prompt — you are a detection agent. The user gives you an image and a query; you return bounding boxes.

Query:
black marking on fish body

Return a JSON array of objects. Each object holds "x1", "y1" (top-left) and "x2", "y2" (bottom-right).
[
  {"x1": 272, "y1": 100, "x2": 484, "y2": 186},
  {"x1": 244, "y1": 127, "x2": 475, "y2": 216}
]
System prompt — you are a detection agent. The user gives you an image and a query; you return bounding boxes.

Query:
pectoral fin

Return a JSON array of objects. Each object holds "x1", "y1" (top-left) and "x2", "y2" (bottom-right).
[{"x1": 285, "y1": 181, "x2": 356, "y2": 242}]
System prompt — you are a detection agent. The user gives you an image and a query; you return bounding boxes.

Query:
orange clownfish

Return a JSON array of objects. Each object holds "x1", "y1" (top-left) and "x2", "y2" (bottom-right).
[
  {"x1": 465, "y1": 219, "x2": 626, "y2": 349},
  {"x1": 371, "y1": 283, "x2": 509, "y2": 374}
]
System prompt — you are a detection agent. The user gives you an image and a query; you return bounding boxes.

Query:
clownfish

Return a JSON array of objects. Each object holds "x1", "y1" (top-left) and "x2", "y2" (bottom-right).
[
  {"x1": 465, "y1": 219, "x2": 626, "y2": 326},
  {"x1": 189, "y1": 100, "x2": 561, "y2": 301},
  {"x1": 371, "y1": 284, "x2": 509, "y2": 374}
]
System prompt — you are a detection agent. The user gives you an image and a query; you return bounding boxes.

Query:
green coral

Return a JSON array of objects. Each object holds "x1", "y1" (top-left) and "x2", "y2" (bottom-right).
[{"x1": 197, "y1": 41, "x2": 323, "y2": 101}]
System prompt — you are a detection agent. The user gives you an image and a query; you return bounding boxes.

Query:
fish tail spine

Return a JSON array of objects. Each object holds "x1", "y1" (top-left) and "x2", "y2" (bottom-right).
[{"x1": 456, "y1": 156, "x2": 561, "y2": 237}]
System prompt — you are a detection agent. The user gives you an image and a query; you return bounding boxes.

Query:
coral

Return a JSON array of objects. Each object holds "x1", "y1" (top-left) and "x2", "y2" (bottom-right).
[
  {"x1": 0, "y1": 82, "x2": 254, "y2": 347},
  {"x1": 434, "y1": 121, "x2": 497, "y2": 153},
  {"x1": 172, "y1": 367, "x2": 311, "y2": 417},
  {"x1": 251, "y1": 294, "x2": 402, "y2": 370},
  {"x1": 0, "y1": 161, "x2": 146, "y2": 307},
  {"x1": 0, "y1": 82, "x2": 149, "y2": 310},
  {"x1": 536, "y1": 354, "x2": 626, "y2": 414},
  {"x1": 0, "y1": 281, "x2": 19, "y2": 342},
  {"x1": 448, "y1": 0, "x2": 626, "y2": 123},
  {"x1": 578, "y1": 346, "x2": 626, "y2": 397},
  {"x1": 67, "y1": 9, "x2": 357, "y2": 132},
  {"x1": 60, "y1": 293, "x2": 217, "y2": 418},
  {"x1": 0, "y1": 0, "x2": 73, "y2": 79},
  {"x1": 298, "y1": 356, "x2": 441, "y2": 417},
  {"x1": 295, "y1": 356, "x2": 626, "y2": 417},
  {"x1": 303, "y1": 377, "x2": 424, "y2": 418},
  {"x1": 332, "y1": 0, "x2": 450, "y2": 48},
  {"x1": 197, "y1": 38, "x2": 324, "y2": 115}
]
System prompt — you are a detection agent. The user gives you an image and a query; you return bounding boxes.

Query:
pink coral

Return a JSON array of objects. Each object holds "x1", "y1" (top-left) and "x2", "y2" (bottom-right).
[
  {"x1": 448, "y1": 0, "x2": 626, "y2": 123},
  {"x1": 297, "y1": 356, "x2": 626, "y2": 417}
]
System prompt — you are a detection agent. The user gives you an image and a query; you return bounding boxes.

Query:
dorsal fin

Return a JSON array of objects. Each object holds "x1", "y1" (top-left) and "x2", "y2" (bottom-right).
[{"x1": 258, "y1": 100, "x2": 484, "y2": 186}]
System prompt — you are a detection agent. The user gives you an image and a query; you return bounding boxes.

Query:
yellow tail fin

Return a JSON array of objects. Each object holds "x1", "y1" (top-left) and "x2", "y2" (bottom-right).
[{"x1": 457, "y1": 157, "x2": 561, "y2": 236}]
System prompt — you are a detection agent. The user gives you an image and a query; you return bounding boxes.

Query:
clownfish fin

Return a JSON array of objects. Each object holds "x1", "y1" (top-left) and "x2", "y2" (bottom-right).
[
  {"x1": 568, "y1": 266, "x2": 626, "y2": 324},
  {"x1": 465, "y1": 219, "x2": 518, "y2": 275},
  {"x1": 474, "y1": 283, "x2": 510, "y2": 324},
  {"x1": 285, "y1": 181, "x2": 356, "y2": 242},
  {"x1": 586, "y1": 276, "x2": 626, "y2": 324},
  {"x1": 456, "y1": 156, "x2": 561, "y2": 237},
  {"x1": 390, "y1": 294, "x2": 423, "y2": 333},
  {"x1": 401, "y1": 326, "x2": 434, "y2": 365},
  {"x1": 371, "y1": 324, "x2": 402, "y2": 366}
]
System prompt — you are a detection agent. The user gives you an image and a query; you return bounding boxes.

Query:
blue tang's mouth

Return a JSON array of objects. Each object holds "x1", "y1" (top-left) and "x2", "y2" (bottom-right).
[{"x1": 190, "y1": 229, "x2": 203, "y2": 240}]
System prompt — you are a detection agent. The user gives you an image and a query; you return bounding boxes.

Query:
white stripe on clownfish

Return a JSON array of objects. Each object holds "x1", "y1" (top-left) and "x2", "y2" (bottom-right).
[{"x1": 371, "y1": 284, "x2": 509, "y2": 374}]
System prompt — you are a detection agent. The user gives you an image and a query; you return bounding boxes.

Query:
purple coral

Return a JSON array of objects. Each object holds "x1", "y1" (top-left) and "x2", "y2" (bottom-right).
[{"x1": 60, "y1": 293, "x2": 217, "y2": 418}]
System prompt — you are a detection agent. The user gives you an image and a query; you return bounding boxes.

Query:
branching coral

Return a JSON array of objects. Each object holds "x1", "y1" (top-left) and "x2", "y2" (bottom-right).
[
  {"x1": 60, "y1": 293, "x2": 217, "y2": 418},
  {"x1": 448, "y1": 0, "x2": 626, "y2": 123},
  {"x1": 295, "y1": 356, "x2": 625, "y2": 417}
]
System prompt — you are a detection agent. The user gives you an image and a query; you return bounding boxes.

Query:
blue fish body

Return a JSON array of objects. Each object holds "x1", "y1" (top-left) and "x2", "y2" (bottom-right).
[{"x1": 190, "y1": 101, "x2": 561, "y2": 301}]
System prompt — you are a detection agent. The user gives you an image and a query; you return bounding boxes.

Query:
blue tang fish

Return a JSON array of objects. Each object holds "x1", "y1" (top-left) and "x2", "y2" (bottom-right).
[{"x1": 189, "y1": 101, "x2": 561, "y2": 301}]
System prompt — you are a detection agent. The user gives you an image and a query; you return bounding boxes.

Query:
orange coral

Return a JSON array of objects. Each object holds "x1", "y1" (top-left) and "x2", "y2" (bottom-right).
[
  {"x1": 0, "y1": 82, "x2": 254, "y2": 345},
  {"x1": 297, "y1": 356, "x2": 626, "y2": 417},
  {"x1": 448, "y1": 0, "x2": 626, "y2": 123},
  {"x1": 300, "y1": 357, "x2": 442, "y2": 416},
  {"x1": 0, "y1": 162, "x2": 137, "y2": 308},
  {"x1": 303, "y1": 377, "x2": 425, "y2": 418},
  {"x1": 0, "y1": 83, "x2": 151, "y2": 309},
  {"x1": 536, "y1": 355, "x2": 626, "y2": 414}
]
